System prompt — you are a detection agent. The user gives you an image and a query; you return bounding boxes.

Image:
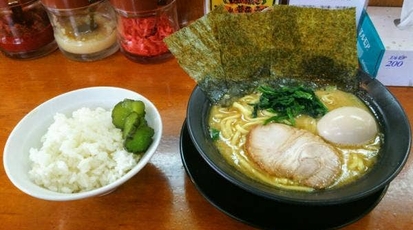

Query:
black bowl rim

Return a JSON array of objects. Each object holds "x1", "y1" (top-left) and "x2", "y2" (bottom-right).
[{"x1": 186, "y1": 72, "x2": 412, "y2": 205}]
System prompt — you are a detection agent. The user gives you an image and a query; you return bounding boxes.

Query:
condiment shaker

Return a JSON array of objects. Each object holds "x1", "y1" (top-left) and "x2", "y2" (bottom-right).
[
  {"x1": 41, "y1": 0, "x2": 118, "y2": 61},
  {"x1": 110, "y1": 0, "x2": 179, "y2": 63},
  {"x1": 0, "y1": 0, "x2": 57, "y2": 59}
]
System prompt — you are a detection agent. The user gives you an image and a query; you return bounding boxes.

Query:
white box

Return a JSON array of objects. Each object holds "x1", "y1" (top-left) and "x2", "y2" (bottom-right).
[{"x1": 357, "y1": 7, "x2": 413, "y2": 86}]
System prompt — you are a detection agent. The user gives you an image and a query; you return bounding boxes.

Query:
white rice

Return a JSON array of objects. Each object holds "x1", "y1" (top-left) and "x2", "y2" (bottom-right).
[{"x1": 29, "y1": 107, "x2": 139, "y2": 193}]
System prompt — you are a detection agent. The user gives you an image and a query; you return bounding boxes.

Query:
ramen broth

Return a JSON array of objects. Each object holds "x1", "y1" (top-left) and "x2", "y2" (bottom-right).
[{"x1": 208, "y1": 88, "x2": 382, "y2": 191}]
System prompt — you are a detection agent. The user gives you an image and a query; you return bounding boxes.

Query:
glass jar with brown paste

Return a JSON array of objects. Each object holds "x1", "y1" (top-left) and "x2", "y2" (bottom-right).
[{"x1": 41, "y1": 0, "x2": 118, "y2": 61}]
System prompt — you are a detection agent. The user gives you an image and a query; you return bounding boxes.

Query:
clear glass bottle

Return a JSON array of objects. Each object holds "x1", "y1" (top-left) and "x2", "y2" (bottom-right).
[
  {"x1": 175, "y1": 0, "x2": 203, "y2": 27},
  {"x1": 110, "y1": 0, "x2": 179, "y2": 63},
  {"x1": 41, "y1": 0, "x2": 118, "y2": 61},
  {"x1": 0, "y1": 0, "x2": 57, "y2": 59}
]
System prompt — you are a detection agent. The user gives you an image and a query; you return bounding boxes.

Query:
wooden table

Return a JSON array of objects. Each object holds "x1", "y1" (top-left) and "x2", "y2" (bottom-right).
[{"x1": 0, "y1": 50, "x2": 412, "y2": 230}]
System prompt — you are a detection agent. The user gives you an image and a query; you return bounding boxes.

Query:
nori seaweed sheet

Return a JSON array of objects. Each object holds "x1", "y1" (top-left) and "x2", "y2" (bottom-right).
[
  {"x1": 217, "y1": 11, "x2": 273, "y2": 81},
  {"x1": 164, "y1": 5, "x2": 359, "y2": 104},
  {"x1": 270, "y1": 6, "x2": 359, "y2": 89},
  {"x1": 164, "y1": 6, "x2": 228, "y2": 102}
]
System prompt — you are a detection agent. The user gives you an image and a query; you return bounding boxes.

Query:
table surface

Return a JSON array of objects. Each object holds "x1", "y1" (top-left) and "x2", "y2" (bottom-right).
[{"x1": 0, "y1": 50, "x2": 412, "y2": 230}]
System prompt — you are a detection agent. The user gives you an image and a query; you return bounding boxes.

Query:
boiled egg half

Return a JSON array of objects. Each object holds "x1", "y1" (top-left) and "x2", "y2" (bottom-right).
[{"x1": 317, "y1": 106, "x2": 378, "y2": 145}]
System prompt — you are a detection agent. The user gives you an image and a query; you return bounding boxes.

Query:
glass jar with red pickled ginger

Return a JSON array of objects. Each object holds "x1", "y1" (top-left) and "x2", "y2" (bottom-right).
[
  {"x1": 0, "y1": 0, "x2": 57, "y2": 59},
  {"x1": 110, "y1": 0, "x2": 179, "y2": 63}
]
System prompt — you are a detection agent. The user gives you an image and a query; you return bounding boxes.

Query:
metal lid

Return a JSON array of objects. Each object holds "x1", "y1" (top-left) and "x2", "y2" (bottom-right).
[
  {"x1": 40, "y1": 0, "x2": 102, "y2": 9},
  {"x1": 0, "y1": 0, "x2": 36, "y2": 8}
]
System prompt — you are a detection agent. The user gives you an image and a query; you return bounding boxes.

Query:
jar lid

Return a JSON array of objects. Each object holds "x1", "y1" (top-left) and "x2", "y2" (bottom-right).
[
  {"x1": 40, "y1": 0, "x2": 102, "y2": 9},
  {"x1": 109, "y1": 0, "x2": 158, "y2": 12},
  {"x1": 0, "y1": 0, "x2": 35, "y2": 8}
]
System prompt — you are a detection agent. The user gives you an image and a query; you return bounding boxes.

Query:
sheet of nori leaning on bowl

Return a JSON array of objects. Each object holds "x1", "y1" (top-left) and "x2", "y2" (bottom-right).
[
  {"x1": 164, "y1": 5, "x2": 360, "y2": 105},
  {"x1": 186, "y1": 71, "x2": 411, "y2": 205}
]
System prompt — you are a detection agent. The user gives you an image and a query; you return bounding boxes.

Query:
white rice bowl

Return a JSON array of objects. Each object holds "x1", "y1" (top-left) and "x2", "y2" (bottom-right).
[
  {"x1": 29, "y1": 107, "x2": 140, "y2": 193},
  {"x1": 3, "y1": 87, "x2": 162, "y2": 201}
]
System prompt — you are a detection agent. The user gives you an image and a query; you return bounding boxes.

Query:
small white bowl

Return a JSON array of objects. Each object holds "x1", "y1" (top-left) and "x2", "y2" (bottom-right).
[{"x1": 3, "y1": 87, "x2": 162, "y2": 201}]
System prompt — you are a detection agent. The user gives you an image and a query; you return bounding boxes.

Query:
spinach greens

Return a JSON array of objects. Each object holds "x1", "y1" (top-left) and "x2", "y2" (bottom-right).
[{"x1": 252, "y1": 85, "x2": 327, "y2": 126}]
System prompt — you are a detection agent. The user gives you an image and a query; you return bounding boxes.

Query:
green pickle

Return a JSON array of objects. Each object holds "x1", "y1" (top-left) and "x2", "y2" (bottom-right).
[
  {"x1": 112, "y1": 99, "x2": 154, "y2": 154},
  {"x1": 112, "y1": 99, "x2": 146, "y2": 129},
  {"x1": 122, "y1": 112, "x2": 140, "y2": 139},
  {"x1": 124, "y1": 126, "x2": 155, "y2": 153}
]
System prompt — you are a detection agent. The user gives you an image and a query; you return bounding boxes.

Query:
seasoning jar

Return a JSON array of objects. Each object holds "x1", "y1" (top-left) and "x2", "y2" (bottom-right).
[
  {"x1": 110, "y1": 0, "x2": 179, "y2": 63},
  {"x1": 41, "y1": 0, "x2": 118, "y2": 61},
  {"x1": 0, "y1": 0, "x2": 57, "y2": 59},
  {"x1": 176, "y1": 0, "x2": 203, "y2": 27}
]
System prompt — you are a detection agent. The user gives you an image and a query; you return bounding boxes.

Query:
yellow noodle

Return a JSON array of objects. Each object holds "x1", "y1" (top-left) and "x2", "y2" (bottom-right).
[
  {"x1": 320, "y1": 94, "x2": 335, "y2": 105},
  {"x1": 213, "y1": 111, "x2": 226, "y2": 118},
  {"x1": 233, "y1": 102, "x2": 252, "y2": 116},
  {"x1": 273, "y1": 184, "x2": 314, "y2": 192},
  {"x1": 241, "y1": 119, "x2": 267, "y2": 130},
  {"x1": 235, "y1": 124, "x2": 249, "y2": 134},
  {"x1": 348, "y1": 154, "x2": 358, "y2": 170},
  {"x1": 221, "y1": 114, "x2": 240, "y2": 121},
  {"x1": 220, "y1": 115, "x2": 240, "y2": 138},
  {"x1": 261, "y1": 110, "x2": 277, "y2": 117},
  {"x1": 357, "y1": 157, "x2": 365, "y2": 172},
  {"x1": 242, "y1": 95, "x2": 259, "y2": 103},
  {"x1": 230, "y1": 130, "x2": 242, "y2": 146},
  {"x1": 220, "y1": 121, "x2": 231, "y2": 139}
]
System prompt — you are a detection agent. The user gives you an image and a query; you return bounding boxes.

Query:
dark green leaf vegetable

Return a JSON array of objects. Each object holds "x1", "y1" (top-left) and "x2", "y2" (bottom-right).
[
  {"x1": 112, "y1": 99, "x2": 154, "y2": 154},
  {"x1": 253, "y1": 85, "x2": 327, "y2": 126},
  {"x1": 209, "y1": 128, "x2": 220, "y2": 141}
]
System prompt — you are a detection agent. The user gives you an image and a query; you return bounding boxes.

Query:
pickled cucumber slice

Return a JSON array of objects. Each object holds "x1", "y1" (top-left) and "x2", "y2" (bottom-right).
[
  {"x1": 122, "y1": 112, "x2": 141, "y2": 139},
  {"x1": 112, "y1": 99, "x2": 146, "y2": 129},
  {"x1": 111, "y1": 98, "x2": 155, "y2": 154},
  {"x1": 124, "y1": 126, "x2": 155, "y2": 153},
  {"x1": 129, "y1": 100, "x2": 145, "y2": 116}
]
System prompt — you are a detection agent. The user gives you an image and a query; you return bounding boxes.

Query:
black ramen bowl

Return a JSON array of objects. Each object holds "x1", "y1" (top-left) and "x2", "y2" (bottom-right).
[{"x1": 186, "y1": 72, "x2": 411, "y2": 205}]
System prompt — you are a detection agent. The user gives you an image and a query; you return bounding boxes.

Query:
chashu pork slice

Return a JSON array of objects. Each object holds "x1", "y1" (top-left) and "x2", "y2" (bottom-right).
[{"x1": 245, "y1": 123, "x2": 341, "y2": 189}]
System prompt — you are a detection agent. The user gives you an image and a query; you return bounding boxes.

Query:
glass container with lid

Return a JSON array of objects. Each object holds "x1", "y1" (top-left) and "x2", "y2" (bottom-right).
[
  {"x1": 41, "y1": 0, "x2": 118, "y2": 61},
  {"x1": 110, "y1": 0, "x2": 179, "y2": 63},
  {"x1": 0, "y1": 0, "x2": 57, "y2": 59}
]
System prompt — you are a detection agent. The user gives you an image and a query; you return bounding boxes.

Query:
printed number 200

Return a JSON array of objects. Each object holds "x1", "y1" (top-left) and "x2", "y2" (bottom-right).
[{"x1": 386, "y1": 61, "x2": 404, "y2": 67}]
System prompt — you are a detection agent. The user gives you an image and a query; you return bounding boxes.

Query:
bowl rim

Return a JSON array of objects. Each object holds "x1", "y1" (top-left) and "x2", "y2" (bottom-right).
[
  {"x1": 186, "y1": 73, "x2": 412, "y2": 205},
  {"x1": 3, "y1": 86, "x2": 163, "y2": 201}
]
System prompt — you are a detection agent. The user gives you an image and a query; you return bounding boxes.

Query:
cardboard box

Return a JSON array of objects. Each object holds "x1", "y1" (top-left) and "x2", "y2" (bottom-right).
[{"x1": 357, "y1": 7, "x2": 413, "y2": 86}]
